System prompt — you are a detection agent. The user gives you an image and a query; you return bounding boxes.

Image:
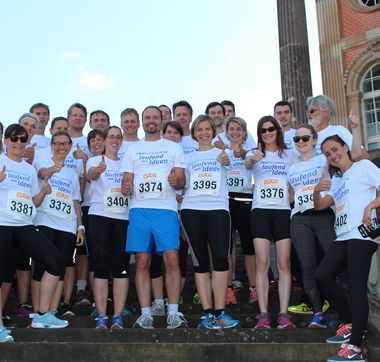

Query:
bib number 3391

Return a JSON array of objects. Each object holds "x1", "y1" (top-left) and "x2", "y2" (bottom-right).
[{"x1": 6, "y1": 190, "x2": 36, "y2": 222}]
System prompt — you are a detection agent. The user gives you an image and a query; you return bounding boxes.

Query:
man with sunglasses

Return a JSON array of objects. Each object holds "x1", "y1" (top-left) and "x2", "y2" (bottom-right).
[
  {"x1": 306, "y1": 95, "x2": 367, "y2": 160},
  {"x1": 274, "y1": 101, "x2": 296, "y2": 150}
]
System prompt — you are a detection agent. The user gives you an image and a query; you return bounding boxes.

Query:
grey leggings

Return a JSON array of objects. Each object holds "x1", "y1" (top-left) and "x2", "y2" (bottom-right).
[{"x1": 290, "y1": 211, "x2": 335, "y2": 311}]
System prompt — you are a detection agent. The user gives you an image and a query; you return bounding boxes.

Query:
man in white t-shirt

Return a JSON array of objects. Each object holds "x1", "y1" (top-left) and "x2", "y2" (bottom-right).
[
  {"x1": 159, "y1": 104, "x2": 172, "y2": 123},
  {"x1": 173, "y1": 100, "x2": 197, "y2": 155},
  {"x1": 89, "y1": 110, "x2": 110, "y2": 132},
  {"x1": 306, "y1": 95, "x2": 368, "y2": 160},
  {"x1": 119, "y1": 108, "x2": 141, "y2": 159},
  {"x1": 30, "y1": 103, "x2": 51, "y2": 150},
  {"x1": 274, "y1": 100, "x2": 296, "y2": 150},
  {"x1": 121, "y1": 106, "x2": 186, "y2": 329}
]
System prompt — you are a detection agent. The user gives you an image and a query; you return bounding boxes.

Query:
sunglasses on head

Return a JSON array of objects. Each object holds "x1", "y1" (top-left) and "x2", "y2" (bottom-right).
[
  {"x1": 261, "y1": 126, "x2": 276, "y2": 134},
  {"x1": 293, "y1": 135, "x2": 312, "y2": 143},
  {"x1": 10, "y1": 135, "x2": 28, "y2": 143}
]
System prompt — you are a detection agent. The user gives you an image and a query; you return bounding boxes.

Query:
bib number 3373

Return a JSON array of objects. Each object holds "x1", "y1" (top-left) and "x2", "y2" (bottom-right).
[
  {"x1": 6, "y1": 190, "x2": 36, "y2": 222},
  {"x1": 44, "y1": 187, "x2": 73, "y2": 220}
]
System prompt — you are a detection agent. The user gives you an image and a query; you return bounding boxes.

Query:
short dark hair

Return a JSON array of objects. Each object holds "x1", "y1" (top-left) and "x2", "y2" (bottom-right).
[
  {"x1": 172, "y1": 100, "x2": 193, "y2": 116},
  {"x1": 221, "y1": 100, "x2": 235, "y2": 113},
  {"x1": 274, "y1": 100, "x2": 293, "y2": 113},
  {"x1": 29, "y1": 102, "x2": 50, "y2": 116},
  {"x1": 120, "y1": 108, "x2": 139, "y2": 121},
  {"x1": 90, "y1": 110, "x2": 110, "y2": 123},
  {"x1": 4, "y1": 124, "x2": 28, "y2": 139},
  {"x1": 162, "y1": 121, "x2": 184, "y2": 136},
  {"x1": 87, "y1": 129, "x2": 104, "y2": 147},
  {"x1": 205, "y1": 101, "x2": 225, "y2": 116},
  {"x1": 142, "y1": 106, "x2": 162, "y2": 121},
  {"x1": 67, "y1": 103, "x2": 87, "y2": 118},
  {"x1": 50, "y1": 117, "x2": 68, "y2": 130}
]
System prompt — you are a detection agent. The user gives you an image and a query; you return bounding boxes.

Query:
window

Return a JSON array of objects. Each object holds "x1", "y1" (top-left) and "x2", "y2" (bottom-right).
[
  {"x1": 348, "y1": 0, "x2": 380, "y2": 11},
  {"x1": 363, "y1": 64, "x2": 380, "y2": 150}
]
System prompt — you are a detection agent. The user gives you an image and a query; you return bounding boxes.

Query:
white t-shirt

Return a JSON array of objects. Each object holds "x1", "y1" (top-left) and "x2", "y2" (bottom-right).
[
  {"x1": 118, "y1": 139, "x2": 141, "y2": 159},
  {"x1": 213, "y1": 131, "x2": 257, "y2": 151},
  {"x1": 181, "y1": 135, "x2": 198, "y2": 155},
  {"x1": 327, "y1": 160, "x2": 380, "y2": 244},
  {"x1": 316, "y1": 125, "x2": 353, "y2": 155},
  {"x1": 33, "y1": 157, "x2": 81, "y2": 234},
  {"x1": 284, "y1": 128, "x2": 296, "y2": 150},
  {"x1": 288, "y1": 154, "x2": 328, "y2": 217},
  {"x1": 225, "y1": 149, "x2": 253, "y2": 195},
  {"x1": 87, "y1": 156, "x2": 129, "y2": 220},
  {"x1": 181, "y1": 148, "x2": 229, "y2": 211},
  {"x1": 120, "y1": 138, "x2": 185, "y2": 211},
  {"x1": 249, "y1": 149, "x2": 297, "y2": 210},
  {"x1": 0, "y1": 154, "x2": 39, "y2": 226},
  {"x1": 34, "y1": 147, "x2": 84, "y2": 177},
  {"x1": 31, "y1": 134, "x2": 50, "y2": 150}
]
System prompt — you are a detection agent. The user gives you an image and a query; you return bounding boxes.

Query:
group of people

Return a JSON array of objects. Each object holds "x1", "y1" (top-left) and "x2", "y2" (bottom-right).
[{"x1": 0, "y1": 96, "x2": 378, "y2": 362}]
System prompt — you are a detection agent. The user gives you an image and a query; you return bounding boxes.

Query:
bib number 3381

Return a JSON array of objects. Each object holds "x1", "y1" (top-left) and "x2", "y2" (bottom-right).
[{"x1": 6, "y1": 190, "x2": 36, "y2": 222}]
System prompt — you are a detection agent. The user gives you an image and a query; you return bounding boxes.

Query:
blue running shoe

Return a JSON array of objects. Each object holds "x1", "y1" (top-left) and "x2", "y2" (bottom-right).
[
  {"x1": 308, "y1": 312, "x2": 327, "y2": 329},
  {"x1": 326, "y1": 343, "x2": 365, "y2": 362},
  {"x1": 31, "y1": 312, "x2": 69, "y2": 329},
  {"x1": 212, "y1": 311, "x2": 239, "y2": 329},
  {"x1": 122, "y1": 307, "x2": 133, "y2": 317},
  {"x1": 95, "y1": 315, "x2": 108, "y2": 329},
  {"x1": 0, "y1": 329, "x2": 14, "y2": 343},
  {"x1": 111, "y1": 315, "x2": 124, "y2": 329},
  {"x1": 197, "y1": 313, "x2": 214, "y2": 329},
  {"x1": 326, "y1": 324, "x2": 352, "y2": 344}
]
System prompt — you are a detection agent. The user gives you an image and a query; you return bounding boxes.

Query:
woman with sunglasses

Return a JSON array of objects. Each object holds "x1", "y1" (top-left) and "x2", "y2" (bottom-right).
[
  {"x1": 32, "y1": 131, "x2": 84, "y2": 314},
  {"x1": 181, "y1": 115, "x2": 239, "y2": 329},
  {"x1": 314, "y1": 135, "x2": 380, "y2": 362},
  {"x1": 0, "y1": 124, "x2": 67, "y2": 329},
  {"x1": 288, "y1": 124, "x2": 335, "y2": 328},
  {"x1": 86, "y1": 126, "x2": 130, "y2": 329},
  {"x1": 245, "y1": 115, "x2": 297, "y2": 329}
]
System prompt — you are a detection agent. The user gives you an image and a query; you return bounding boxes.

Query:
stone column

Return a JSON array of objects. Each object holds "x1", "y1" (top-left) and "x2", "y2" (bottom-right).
[{"x1": 277, "y1": 0, "x2": 313, "y2": 126}]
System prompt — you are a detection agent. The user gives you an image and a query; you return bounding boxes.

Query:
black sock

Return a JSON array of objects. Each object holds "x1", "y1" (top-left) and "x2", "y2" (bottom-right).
[
  {"x1": 214, "y1": 309, "x2": 224, "y2": 317},
  {"x1": 204, "y1": 309, "x2": 213, "y2": 315}
]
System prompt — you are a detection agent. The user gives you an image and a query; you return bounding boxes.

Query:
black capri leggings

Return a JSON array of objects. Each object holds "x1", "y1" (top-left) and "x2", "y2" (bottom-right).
[
  {"x1": 34, "y1": 226, "x2": 76, "y2": 281},
  {"x1": 88, "y1": 215, "x2": 130, "y2": 279},
  {"x1": 181, "y1": 209, "x2": 230, "y2": 273},
  {"x1": 0, "y1": 225, "x2": 64, "y2": 284},
  {"x1": 315, "y1": 238, "x2": 378, "y2": 346}
]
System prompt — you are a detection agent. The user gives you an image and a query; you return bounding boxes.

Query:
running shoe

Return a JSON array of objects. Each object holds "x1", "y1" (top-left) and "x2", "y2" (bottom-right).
[
  {"x1": 133, "y1": 314, "x2": 154, "y2": 329},
  {"x1": 326, "y1": 324, "x2": 352, "y2": 344},
  {"x1": 197, "y1": 312, "x2": 214, "y2": 329},
  {"x1": 326, "y1": 343, "x2": 365, "y2": 362},
  {"x1": 75, "y1": 290, "x2": 91, "y2": 307},
  {"x1": 111, "y1": 315, "x2": 124, "y2": 329},
  {"x1": 31, "y1": 312, "x2": 69, "y2": 329},
  {"x1": 15, "y1": 303, "x2": 34, "y2": 317},
  {"x1": 192, "y1": 292, "x2": 201, "y2": 304},
  {"x1": 254, "y1": 313, "x2": 271, "y2": 329},
  {"x1": 232, "y1": 279, "x2": 243, "y2": 291},
  {"x1": 0, "y1": 325, "x2": 11, "y2": 334},
  {"x1": 151, "y1": 302, "x2": 165, "y2": 316},
  {"x1": 249, "y1": 287, "x2": 258, "y2": 303},
  {"x1": 226, "y1": 287, "x2": 237, "y2": 305},
  {"x1": 277, "y1": 313, "x2": 296, "y2": 329},
  {"x1": 95, "y1": 315, "x2": 108, "y2": 329},
  {"x1": 212, "y1": 311, "x2": 239, "y2": 329},
  {"x1": 57, "y1": 303, "x2": 75, "y2": 317},
  {"x1": 167, "y1": 312, "x2": 187, "y2": 329},
  {"x1": 0, "y1": 329, "x2": 14, "y2": 343},
  {"x1": 287, "y1": 302, "x2": 313, "y2": 314},
  {"x1": 308, "y1": 312, "x2": 327, "y2": 329},
  {"x1": 122, "y1": 307, "x2": 133, "y2": 317}
]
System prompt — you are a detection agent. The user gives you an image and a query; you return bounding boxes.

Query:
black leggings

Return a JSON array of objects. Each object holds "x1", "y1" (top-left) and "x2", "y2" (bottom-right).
[
  {"x1": 315, "y1": 239, "x2": 378, "y2": 346},
  {"x1": 0, "y1": 225, "x2": 64, "y2": 284},
  {"x1": 181, "y1": 209, "x2": 230, "y2": 273},
  {"x1": 34, "y1": 226, "x2": 76, "y2": 281},
  {"x1": 89, "y1": 215, "x2": 130, "y2": 279}
]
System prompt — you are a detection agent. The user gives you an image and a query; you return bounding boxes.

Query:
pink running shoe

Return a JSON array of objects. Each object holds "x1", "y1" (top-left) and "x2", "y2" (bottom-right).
[
  {"x1": 254, "y1": 313, "x2": 271, "y2": 329},
  {"x1": 277, "y1": 313, "x2": 296, "y2": 329}
]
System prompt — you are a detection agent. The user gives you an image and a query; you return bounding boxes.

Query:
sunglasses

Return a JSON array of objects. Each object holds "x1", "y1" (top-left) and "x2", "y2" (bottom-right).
[
  {"x1": 10, "y1": 135, "x2": 28, "y2": 143},
  {"x1": 261, "y1": 126, "x2": 276, "y2": 134},
  {"x1": 293, "y1": 135, "x2": 312, "y2": 143},
  {"x1": 306, "y1": 108, "x2": 319, "y2": 114}
]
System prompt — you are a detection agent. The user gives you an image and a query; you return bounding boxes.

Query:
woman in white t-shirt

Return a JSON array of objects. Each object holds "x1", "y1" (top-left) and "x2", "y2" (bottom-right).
[
  {"x1": 288, "y1": 124, "x2": 335, "y2": 328},
  {"x1": 86, "y1": 126, "x2": 130, "y2": 330},
  {"x1": 0, "y1": 124, "x2": 68, "y2": 329},
  {"x1": 314, "y1": 135, "x2": 380, "y2": 361},
  {"x1": 181, "y1": 115, "x2": 239, "y2": 329},
  {"x1": 245, "y1": 115, "x2": 296, "y2": 329},
  {"x1": 33, "y1": 131, "x2": 84, "y2": 314}
]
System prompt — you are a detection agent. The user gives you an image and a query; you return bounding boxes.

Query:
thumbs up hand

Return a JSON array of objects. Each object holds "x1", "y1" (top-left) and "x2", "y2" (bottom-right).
[
  {"x1": 0, "y1": 165, "x2": 6, "y2": 182},
  {"x1": 232, "y1": 141, "x2": 246, "y2": 159},
  {"x1": 347, "y1": 110, "x2": 359, "y2": 129},
  {"x1": 73, "y1": 144, "x2": 89, "y2": 162},
  {"x1": 217, "y1": 148, "x2": 230, "y2": 166},
  {"x1": 52, "y1": 154, "x2": 65, "y2": 173},
  {"x1": 24, "y1": 143, "x2": 36, "y2": 164},
  {"x1": 252, "y1": 143, "x2": 264, "y2": 162},
  {"x1": 214, "y1": 135, "x2": 228, "y2": 150},
  {"x1": 41, "y1": 176, "x2": 52, "y2": 195},
  {"x1": 168, "y1": 167, "x2": 178, "y2": 188},
  {"x1": 314, "y1": 170, "x2": 331, "y2": 193},
  {"x1": 96, "y1": 155, "x2": 107, "y2": 174}
]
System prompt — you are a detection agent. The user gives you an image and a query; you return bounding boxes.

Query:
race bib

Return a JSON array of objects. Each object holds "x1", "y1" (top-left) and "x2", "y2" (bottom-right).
[
  {"x1": 294, "y1": 186, "x2": 315, "y2": 213},
  {"x1": 227, "y1": 170, "x2": 246, "y2": 193},
  {"x1": 335, "y1": 201, "x2": 352, "y2": 236},
  {"x1": 189, "y1": 171, "x2": 221, "y2": 197},
  {"x1": 136, "y1": 172, "x2": 165, "y2": 199},
  {"x1": 6, "y1": 190, "x2": 36, "y2": 222},
  {"x1": 103, "y1": 188, "x2": 129, "y2": 213},
  {"x1": 257, "y1": 178, "x2": 287, "y2": 205},
  {"x1": 44, "y1": 187, "x2": 73, "y2": 220}
]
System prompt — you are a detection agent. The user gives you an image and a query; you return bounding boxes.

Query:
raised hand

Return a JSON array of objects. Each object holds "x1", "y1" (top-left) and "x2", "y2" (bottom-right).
[
  {"x1": 168, "y1": 167, "x2": 178, "y2": 188},
  {"x1": 217, "y1": 148, "x2": 230, "y2": 166},
  {"x1": 96, "y1": 155, "x2": 107, "y2": 174},
  {"x1": 314, "y1": 170, "x2": 331, "y2": 193},
  {"x1": 232, "y1": 141, "x2": 246, "y2": 159},
  {"x1": 347, "y1": 110, "x2": 359, "y2": 129},
  {"x1": 252, "y1": 143, "x2": 264, "y2": 162},
  {"x1": 24, "y1": 143, "x2": 36, "y2": 164},
  {"x1": 52, "y1": 153, "x2": 65, "y2": 173},
  {"x1": 214, "y1": 135, "x2": 228, "y2": 150},
  {"x1": 41, "y1": 176, "x2": 52, "y2": 195},
  {"x1": 73, "y1": 144, "x2": 89, "y2": 162},
  {"x1": 0, "y1": 165, "x2": 6, "y2": 182}
]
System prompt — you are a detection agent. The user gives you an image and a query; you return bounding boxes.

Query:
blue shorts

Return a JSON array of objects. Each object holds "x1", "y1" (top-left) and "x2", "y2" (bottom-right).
[{"x1": 126, "y1": 208, "x2": 180, "y2": 254}]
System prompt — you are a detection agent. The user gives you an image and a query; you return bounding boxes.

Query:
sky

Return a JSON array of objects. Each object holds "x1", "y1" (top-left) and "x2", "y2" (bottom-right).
[{"x1": 0, "y1": 0, "x2": 322, "y2": 136}]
